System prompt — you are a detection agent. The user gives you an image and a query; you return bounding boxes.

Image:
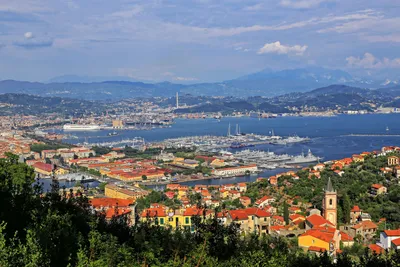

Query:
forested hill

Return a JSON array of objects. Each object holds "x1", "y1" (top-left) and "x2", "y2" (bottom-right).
[{"x1": 0, "y1": 154, "x2": 400, "y2": 266}]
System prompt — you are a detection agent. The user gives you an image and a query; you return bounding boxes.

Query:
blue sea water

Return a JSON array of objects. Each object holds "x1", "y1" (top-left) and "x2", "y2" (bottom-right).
[{"x1": 55, "y1": 114, "x2": 400, "y2": 187}]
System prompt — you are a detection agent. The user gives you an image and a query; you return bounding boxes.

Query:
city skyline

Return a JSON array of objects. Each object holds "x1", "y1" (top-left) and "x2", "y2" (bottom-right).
[{"x1": 0, "y1": 0, "x2": 400, "y2": 82}]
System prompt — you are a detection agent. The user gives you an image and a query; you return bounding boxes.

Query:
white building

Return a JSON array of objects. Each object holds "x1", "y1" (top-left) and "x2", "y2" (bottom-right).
[
  {"x1": 212, "y1": 164, "x2": 258, "y2": 176},
  {"x1": 380, "y1": 229, "x2": 400, "y2": 249}
]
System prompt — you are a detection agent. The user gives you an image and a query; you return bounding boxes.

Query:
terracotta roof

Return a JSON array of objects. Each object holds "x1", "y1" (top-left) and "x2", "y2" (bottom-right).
[
  {"x1": 229, "y1": 210, "x2": 248, "y2": 221},
  {"x1": 183, "y1": 207, "x2": 203, "y2": 216},
  {"x1": 105, "y1": 208, "x2": 131, "y2": 219},
  {"x1": 391, "y1": 237, "x2": 400, "y2": 246},
  {"x1": 351, "y1": 221, "x2": 377, "y2": 230},
  {"x1": 368, "y1": 244, "x2": 384, "y2": 255},
  {"x1": 243, "y1": 208, "x2": 271, "y2": 217},
  {"x1": 270, "y1": 225, "x2": 284, "y2": 231},
  {"x1": 351, "y1": 205, "x2": 361, "y2": 212},
  {"x1": 33, "y1": 162, "x2": 53, "y2": 172},
  {"x1": 290, "y1": 214, "x2": 305, "y2": 222},
  {"x1": 306, "y1": 214, "x2": 334, "y2": 228},
  {"x1": 141, "y1": 208, "x2": 166, "y2": 217},
  {"x1": 383, "y1": 229, "x2": 400, "y2": 237},
  {"x1": 90, "y1": 198, "x2": 133, "y2": 208},
  {"x1": 371, "y1": 184, "x2": 385, "y2": 189},
  {"x1": 300, "y1": 229, "x2": 334, "y2": 243},
  {"x1": 340, "y1": 232, "x2": 354, "y2": 242},
  {"x1": 255, "y1": 195, "x2": 274, "y2": 205}
]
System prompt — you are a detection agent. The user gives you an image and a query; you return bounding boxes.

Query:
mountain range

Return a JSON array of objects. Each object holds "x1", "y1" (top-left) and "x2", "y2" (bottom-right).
[{"x1": 0, "y1": 67, "x2": 398, "y2": 101}]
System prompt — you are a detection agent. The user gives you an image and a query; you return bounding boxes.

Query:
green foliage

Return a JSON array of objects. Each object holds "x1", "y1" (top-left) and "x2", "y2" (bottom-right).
[
  {"x1": 1, "y1": 154, "x2": 400, "y2": 266},
  {"x1": 31, "y1": 143, "x2": 70, "y2": 153}
]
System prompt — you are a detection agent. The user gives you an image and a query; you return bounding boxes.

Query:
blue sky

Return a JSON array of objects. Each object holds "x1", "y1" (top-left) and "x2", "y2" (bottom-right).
[{"x1": 0, "y1": 0, "x2": 399, "y2": 82}]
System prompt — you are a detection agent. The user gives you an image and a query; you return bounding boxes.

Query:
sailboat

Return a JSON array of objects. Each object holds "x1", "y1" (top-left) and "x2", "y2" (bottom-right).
[{"x1": 386, "y1": 126, "x2": 390, "y2": 131}]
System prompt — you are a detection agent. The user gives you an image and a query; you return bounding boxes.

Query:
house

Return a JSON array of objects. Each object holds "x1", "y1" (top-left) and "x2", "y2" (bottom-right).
[
  {"x1": 348, "y1": 221, "x2": 378, "y2": 240},
  {"x1": 90, "y1": 198, "x2": 135, "y2": 224},
  {"x1": 226, "y1": 210, "x2": 250, "y2": 233},
  {"x1": 32, "y1": 162, "x2": 53, "y2": 176},
  {"x1": 211, "y1": 164, "x2": 258, "y2": 176},
  {"x1": 352, "y1": 154, "x2": 364, "y2": 163},
  {"x1": 269, "y1": 176, "x2": 278, "y2": 185},
  {"x1": 370, "y1": 184, "x2": 387, "y2": 196},
  {"x1": 305, "y1": 214, "x2": 335, "y2": 230},
  {"x1": 255, "y1": 195, "x2": 275, "y2": 208},
  {"x1": 239, "y1": 196, "x2": 251, "y2": 207},
  {"x1": 350, "y1": 205, "x2": 362, "y2": 224},
  {"x1": 54, "y1": 166, "x2": 69, "y2": 176},
  {"x1": 380, "y1": 229, "x2": 400, "y2": 249},
  {"x1": 298, "y1": 228, "x2": 354, "y2": 253},
  {"x1": 228, "y1": 190, "x2": 241, "y2": 200},
  {"x1": 290, "y1": 214, "x2": 306, "y2": 227},
  {"x1": 237, "y1": 183, "x2": 247, "y2": 192},
  {"x1": 313, "y1": 163, "x2": 326, "y2": 171},
  {"x1": 391, "y1": 238, "x2": 400, "y2": 250},
  {"x1": 388, "y1": 156, "x2": 399, "y2": 166}
]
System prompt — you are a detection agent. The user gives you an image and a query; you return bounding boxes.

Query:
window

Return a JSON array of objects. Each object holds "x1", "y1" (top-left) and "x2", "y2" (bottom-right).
[
  {"x1": 160, "y1": 218, "x2": 164, "y2": 225},
  {"x1": 264, "y1": 218, "x2": 267, "y2": 222},
  {"x1": 185, "y1": 217, "x2": 189, "y2": 224},
  {"x1": 155, "y1": 218, "x2": 159, "y2": 225},
  {"x1": 329, "y1": 199, "x2": 333, "y2": 206},
  {"x1": 169, "y1": 217, "x2": 173, "y2": 222}
]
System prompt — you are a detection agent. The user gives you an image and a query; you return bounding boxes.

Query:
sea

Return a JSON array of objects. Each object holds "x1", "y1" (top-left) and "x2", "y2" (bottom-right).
[{"x1": 48, "y1": 114, "x2": 400, "y2": 189}]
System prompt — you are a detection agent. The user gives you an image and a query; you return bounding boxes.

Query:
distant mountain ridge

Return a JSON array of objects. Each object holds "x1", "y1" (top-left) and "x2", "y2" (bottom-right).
[{"x1": 1, "y1": 67, "x2": 398, "y2": 100}]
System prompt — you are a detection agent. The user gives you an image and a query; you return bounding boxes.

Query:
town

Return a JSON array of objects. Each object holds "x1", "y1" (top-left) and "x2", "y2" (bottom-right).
[{"x1": 1, "y1": 128, "x2": 400, "y2": 259}]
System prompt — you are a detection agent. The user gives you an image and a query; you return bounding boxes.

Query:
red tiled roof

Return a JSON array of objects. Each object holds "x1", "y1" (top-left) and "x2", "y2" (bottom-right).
[
  {"x1": 141, "y1": 208, "x2": 166, "y2": 217},
  {"x1": 383, "y1": 229, "x2": 400, "y2": 237},
  {"x1": 244, "y1": 208, "x2": 271, "y2": 217},
  {"x1": 368, "y1": 244, "x2": 384, "y2": 254},
  {"x1": 33, "y1": 162, "x2": 53, "y2": 172},
  {"x1": 392, "y1": 237, "x2": 400, "y2": 246},
  {"x1": 300, "y1": 229, "x2": 334, "y2": 243},
  {"x1": 372, "y1": 184, "x2": 384, "y2": 189},
  {"x1": 105, "y1": 208, "x2": 131, "y2": 219},
  {"x1": 255, "y1": 195, "x2": 274, "y2": 205},
  {"x1": 290, "y1": 214, "x2": 305, "y2": 222},
  {"x1": 351, "y1": 221, "x2": 377, "y2": 230},
  {"x1": 183, "y1": 207, "x2": 203, "y2": 216},
  {"x1": 90, "y1": 198, "x2": 133, "y2": 208},
  {"x1": 229, "y1": 210, "x2": 248, "y2": 221},
  {"x1": 340, "y1": 231, "x2": 354, "y2": 242},
  {"x1": 269, "y1": 225, "x2": 284, "y2": 231},
  {"x1": 306, "y1": 214, "x2": 334, "y2": 228},
  {"x1": 351, "y1": 205, "x2": 361, "y2": 212}
]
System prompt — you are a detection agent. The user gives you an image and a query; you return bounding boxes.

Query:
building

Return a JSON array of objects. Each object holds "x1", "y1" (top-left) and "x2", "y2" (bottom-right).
[
  {"x1": 255, "y1": 195, "x2": 275, "y2": 208},
  {"x1": 370, "y1": 184, "x2": 387, "y2": 196},
  {"x1": 380, "y1": 229, "x2": 400, "y2": 249},
  {"x1": 388, "y1": 156, "x2": 399, "y2": 166},
  {"x1": 32, "y1": 162, "x2": 53, "y2": 176},
  {"x1": 347, "y1": 221, "x2": 378, "y2": 240},
  {"x1": 306, "y1": 214, "x2": 335, "y2": 230},
  {"x1": 112, "y1": 120, "x2": 124, "y2": 128},
  {"x1": 323, "y1": 178, "x2": 337, "y2": 226},
  {"x1": 299, "y1": 227, "x2": 354, "y2": 253},
  {"x1": 105, "y1": 183, "x2": 149, "y2": 200},
  {"x1": 211, "y1": 164, "x2": 258, "y2": 176},
  {"x1": 239, "y1": 196, "x2": 251, "y2": 207},
  {"x1": 350, "y1": 205, "x2": 362, "y2": 224}
]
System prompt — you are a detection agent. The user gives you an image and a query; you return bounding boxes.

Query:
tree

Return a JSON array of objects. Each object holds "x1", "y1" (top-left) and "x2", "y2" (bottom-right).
[
  {"x1": 283, "y1": 201, "x2": 289, "y2": 225},
  {"x1": 342, "y1": 192, "x2": 351, "y2": 224},
  {"x1": 142, "y1": 175, "x2": 147, "y2": 181}
]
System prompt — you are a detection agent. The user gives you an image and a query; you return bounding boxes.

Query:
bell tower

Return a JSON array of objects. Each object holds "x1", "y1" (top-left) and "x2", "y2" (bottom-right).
[{"x1": 323, "y1": 177, "x2": 337, "y2": 227}]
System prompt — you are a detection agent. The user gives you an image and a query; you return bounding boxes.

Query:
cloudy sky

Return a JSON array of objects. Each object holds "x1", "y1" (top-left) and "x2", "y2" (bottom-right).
[{"x1": 0, "y1": 0, "x2": 399, "y2": 82}]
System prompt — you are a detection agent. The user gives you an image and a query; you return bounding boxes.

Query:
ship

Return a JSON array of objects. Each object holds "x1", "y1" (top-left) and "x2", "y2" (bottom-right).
[
  {"x1": 272, "y1": 135, "x2": 310, "y2": 145},
  {"x1": 108, "y1": 131, "x2": 118, "y2": 136},
  {"x1": 230, "y1": 142, "x2": 255, "y2": 149},
  {"x1": 288, "y1": 149, "x2": 322, "y2": 164},
  {"x1": 63, "y1": 124, "x2": 101, "y2": 131}
]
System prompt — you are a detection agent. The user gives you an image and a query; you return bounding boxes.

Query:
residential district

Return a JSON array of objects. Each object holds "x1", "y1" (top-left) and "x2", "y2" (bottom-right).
[{"x1": 1, "y1": 130, "x2": 400, "y2": 257}]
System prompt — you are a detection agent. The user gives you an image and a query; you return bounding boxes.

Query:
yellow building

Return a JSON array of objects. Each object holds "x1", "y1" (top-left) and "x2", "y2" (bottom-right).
[
  {"x1": 112, "y1": 120, "x2": 124, "y2": 128},
  {"x1": 105, "y1": 183, "x2": 149, "y2": 200},
  {"x1": 54, "y1": 167, "x2": 70, "y2": 176},
  {"x1": 210, "y1": 159, "x2": 225, "y2": 167}
]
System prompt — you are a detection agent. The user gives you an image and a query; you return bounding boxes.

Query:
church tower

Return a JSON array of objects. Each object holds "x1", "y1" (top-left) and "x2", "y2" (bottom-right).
[{"x1": 323, "y1": 177, "x2": 337, "y2": 227}]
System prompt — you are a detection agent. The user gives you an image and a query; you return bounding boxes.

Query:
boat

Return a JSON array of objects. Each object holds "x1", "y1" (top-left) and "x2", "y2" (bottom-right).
[
  {"x1": 386, "y1": 126, "x2": 389, "y2": 131},
  {"x1": 230, "y1": 142, "x2": 255, "y2": 149},
  {"x1": 63, "y1": 124, "x2": 101, "y2": 131},
  {"x1": 289, "y1": 149, "x2": 322, "y2": 164},
  {"x1": 108, "y1": 131, "x2": 118, "y2": 136}
]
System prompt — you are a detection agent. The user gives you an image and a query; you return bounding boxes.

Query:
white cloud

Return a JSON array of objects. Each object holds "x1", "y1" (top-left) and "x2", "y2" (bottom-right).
[
  {"x1": 280, "y1": 0, "x2": 332, "y2": 9},
  {"x1": 346, "y1": 53, "x2": 400, "y2": 69},
  {"x1": 24, "y1": 32, "x2": 33, "y2": 39},
  {"x1": 243, "y1": 4, "x2": 263, "y2": 11},
  {"x1": 111, "y1": 6, "x2": 143, "y2": 18},
  {"x1": 258, "y1": 41, "x2": 307, "y2": 56}
]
